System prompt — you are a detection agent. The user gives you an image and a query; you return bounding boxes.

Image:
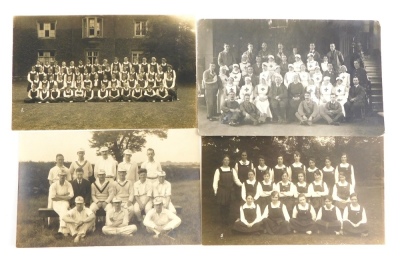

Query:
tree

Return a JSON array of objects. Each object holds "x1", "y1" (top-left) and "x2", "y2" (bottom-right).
[
  {"x1": 142, "y1": 16, "x2": 196, "y2": 83},
  {"x1": 89, "y1": 130, "x2": 167, "y2": 163}
]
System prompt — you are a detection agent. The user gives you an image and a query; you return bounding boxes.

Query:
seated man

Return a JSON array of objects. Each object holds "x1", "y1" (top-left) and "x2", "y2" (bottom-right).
[
  {"x1": 62, "y1": 196, "x2": 95, "y2": 243},
  {"x1": 268, "y1": 76, "x2": 288, "y2": 123},
  {"x1": 295, "y1": 91, "x2": 320, "y2": 126},
  {"x1": 133, "y1": 168, "x2": 153, "y2": 224},
  {"x1": 90, "y1": 169, "x2": 114, "y2": 214},
  {"x1": 344, "y1": 77, "x2": 366, "y2": 122},
  {"x1": 143, "y1": 197, "x2": 181, "y2": 239},
  {"x1": 240, "y1": 93, "x2": 261, "y2": 125},
  {"x1": 70, "y1": 168, "x2": 91, "y2": 208},
  {"x1": 320, "y1": 93, "x2": 344, "y2": 126},
  {"x1": 221, "y1": 91, "x2": 242, "y2": 126},
  {"x1": 102, "y1": 197, "x2": 138, "y2": 236},
  {"x1": 113, "y1": 167, "x2": 135, "y2": 220},
  {"x1": 49, "y1": 169, "x2": 74, "y2": 235},
  {"x1": 152, "y1": 171, "x2": 176, "y2": 214}
]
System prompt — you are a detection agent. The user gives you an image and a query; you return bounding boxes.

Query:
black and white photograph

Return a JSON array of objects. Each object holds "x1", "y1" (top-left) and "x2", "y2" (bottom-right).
[
  {"x1": 12, "y1": 15, "x2": 196, "y2": 130},
  {"x1": 197, "y1": 19, "x2": 384, "y2": 136},
  {"x1": 202, "y1": 136, "x2": 384, "y2": 245},
  {"x1": 16, "y1": 129, "x2": 200, "y2": 247}
]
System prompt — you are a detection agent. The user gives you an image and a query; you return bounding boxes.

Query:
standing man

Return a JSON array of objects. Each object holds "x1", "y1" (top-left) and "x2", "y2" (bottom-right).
[
  {"x1": 62, "y1": 196, "x2": 95, "y2": 243},
  {"x1": 143, "y1": 197, "x2": 181, "y2": 239},
  {"x1": 118, "y1": 149, "x2": 138, "y2": 183},
  {"x1": 351, "y1": 60, "x2": 369, "y2": 87},
  {"x1": 49, "y1": 169, "x2": 74, "y2": 236},
  {"x1": 133, "y1": 168, "x2": 153, "y2": 224},
  {"x1": 243, "y1": 43, "x2": 256, "y2": 65},
  {"x1": 344, "y1": 77, "x2": 366, "y2": 122},
  {"x1": 141, "y1": 148, "x2": 162, "y2": 184},
  {"x1": 218, "y1": 43, "x2": 236, "y2": 72},
  {"x1": 203, "y1": 63, "x2": 219, "y2": 121},
  {"x1": 252, "y1": 56, "x2": 263, "y2": 76},
  {"x1": 152, "y1": 171, "x2": 176, "y2": 214},
  {"x1": 295, "y1": 91, "x2": 321, "y2": 126},
  {"x1": 90, "y1": 169, "x2": 114, "y2": 214},
  {"x1": 327, "y1": 43, "x2": 344, "y2": 73},
  {"x1": 113, "y1": 167, "x2": 135, "y2": 220},
  {"x1": 102, "y1": 197, "x2": 138, "y2": 236},
  {"x1": 94, "y1": 147, "x2": 116, "y2": 181},
  {"x1": 70, "y1": 168, "x2": 91, "y2": 208},
  {"x1": 306, "y1": 43, "x2": 321, "y2": 64},
  {"x1": 258, "y1": 42, "x2": 272, "y2": 63},
  {"x1": 275, "y1": 43, "x2": 287, "y2": 65},
  {"x1": 48, "y1": 154, "x2": 71, "y2": 186},
  {"x1": 68, "y1": 148, "x2": 93, "y2": 181}
]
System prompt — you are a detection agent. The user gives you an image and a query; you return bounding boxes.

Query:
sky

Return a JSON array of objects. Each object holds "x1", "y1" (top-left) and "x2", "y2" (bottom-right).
[{"x1": 18, "y1": 129, "x2": 200, "y2": 163}]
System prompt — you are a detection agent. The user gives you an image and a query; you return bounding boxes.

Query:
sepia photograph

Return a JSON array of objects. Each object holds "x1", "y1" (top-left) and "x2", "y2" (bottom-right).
[
  {"x1": 197, "y1": 19, "x2": 384, "y2": 136},
  {"x1": 17, "y1": 129, "x2": 200, "y2": 247},
  {"x1": 201, "y1": 136, "x2": 384, "y2": 245},
  {"x1": 12, "y1": 15, "x2": 196, "y2": 130}
]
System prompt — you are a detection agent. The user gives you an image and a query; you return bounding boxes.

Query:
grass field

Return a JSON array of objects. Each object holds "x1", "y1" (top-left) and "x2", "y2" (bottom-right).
[
  {"x1": 16, "y1": 166, "x2": 201, "y2": 247},
  {"x1": 202, "y1": 178, "x2": 385, "y2": 245},
  {"x1": 12, "y1": 81, "x2": 197, "y2": 130}
]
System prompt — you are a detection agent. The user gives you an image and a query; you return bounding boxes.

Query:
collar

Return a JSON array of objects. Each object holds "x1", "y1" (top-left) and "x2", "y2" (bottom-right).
[
  {"x1": 275, "y1": 164, "x2": 286, "y2": 169},
  {"x1": 239, "y1": 160, "x2": 250, "y2": 165},
  {"x1": 292, "y1": 162, "x2": 303, "y2": 168},
  {"x1": 243, "y1": 202, "x2": 256, "y2": 209}
]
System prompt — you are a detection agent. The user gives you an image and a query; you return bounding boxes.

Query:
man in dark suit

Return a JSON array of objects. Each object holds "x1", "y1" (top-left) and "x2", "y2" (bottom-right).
[
  {"x1": 240, "y1": 66, "x2": 259, "y2": 86},
  {"x1": 344, "y1": 77, "x2": 367, "y2": 122},
  {"x1": 351, "y1": 60, "x2": 369, "y2": 87},
  {"x1": 252, "y1": 56, "x2": 263, "y2": 76},
  {"x1": 70, "y1": 168, "x2": 91, "y2": 208},
  {"x1": 320, "y1": 93, "x2": 344, "y2": 125},
  {"x1": 306, "y1": 43, "x2": 321, "y2": 64},
  {"x1": 327, "y1": 43, "x2": 344, "y2": 73},
  {"x1": 323, "y1": 63, "x2": 337, "y2": 86}
]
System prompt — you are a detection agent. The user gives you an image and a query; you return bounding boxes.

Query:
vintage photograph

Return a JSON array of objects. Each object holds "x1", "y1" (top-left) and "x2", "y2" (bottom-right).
[
  {"x1": 202, "y1": 136, "x2": 384, "y2": 245},
  {"x1": 12, "y1": 15, "x2": 196, "y2": 130},
  {"x1": 17, "y1": 129, "x2": 200, "y2": 247},
  {"x1": 197, "y1": 19, "x2": 384, "y2": 136}
]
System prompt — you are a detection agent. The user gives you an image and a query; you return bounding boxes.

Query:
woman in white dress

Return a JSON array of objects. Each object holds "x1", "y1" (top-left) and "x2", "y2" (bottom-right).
[
  {"x1": 319, "y1": 76, "x2": 333, "y2": 106},
  {"x1": 238, "y1": 77, "x2": 254, "y2": 104},
  {"x1": 333, "y1": 77, "x2": 349, "y2": 117},
  {"x1": 299, "y1": 64, "x2": 310, "y2": 89},
  {"x1": 254, "y1": 78, "x2": 273, "y2": 122},
  {"x1": 306, "y1": 53, "x2": 319, "y2": 72},
  {"x1": 305, "y1": 78, "x2": 319, "y2": 103},
  {"x1": 224, "y1": 76, "x2": 239, "y2": 101},
  {"x1": 311, "y1": 66, "x2": 323, "y2": 88},
  {"x1": 338, "y1": 65, "x2": 351, "y2": 89},
  {"x1": 217, "y1": 66, "x2": 229, "y2": 114}
]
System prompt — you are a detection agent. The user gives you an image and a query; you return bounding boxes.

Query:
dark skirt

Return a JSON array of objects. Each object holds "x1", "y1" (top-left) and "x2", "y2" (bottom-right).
[
  {"x1": 315, "y1": 219, "x2": 341, "y2": 234},
  {"x1": 280, "y1": 197, "x2": 295, "y2": 217},
  {"x1": 343, "y1": 221, "x2": 368, "y2": 234},
  {"x1": 216, "y1": 187, "x2": 234, "y2": 206},
  {"x1": 262, "y1": 218, "x2": 291, "y2": 235},
  {"x1": 232, "y1": 221, "x2": 263, "y2": 233},
  {"x1": 310, "y1": 196, "x2": 325, "y2": 212},
  {"x1": 335, "y1": 200, "x2": 349, "y2": 211},
  {"x1": 257, "y1": 196, "x2": 271, "y2": 213},
  {"x1": 290, "y1": 218, "x2": 316, "y2": 232}
]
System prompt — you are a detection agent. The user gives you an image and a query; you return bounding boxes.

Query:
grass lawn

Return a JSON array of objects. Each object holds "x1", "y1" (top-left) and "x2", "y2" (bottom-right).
[
  {"x1": 12, "y1": 81, "x2": 197, "y2": 130},
  {"x1": 202, "y1": 178, "x2": 385, "y2": 245},
  {"x1": 16, "y1": 179, "x2": 201, "y2": 247}
]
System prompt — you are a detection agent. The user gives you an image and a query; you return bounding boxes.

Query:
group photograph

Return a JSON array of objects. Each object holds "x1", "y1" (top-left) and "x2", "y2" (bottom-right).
[
  {"x1": 197, "y1": 19, "x2": 384, "y2": 136},
  {"x1": 17, "y1": 129, "x2": 201, "y2": 247},
  {"x1": 202, "y1": 136, "x2": 384, "y2": 245},
  {"x1": 12, "y1": 15, "x2": 196, "y2": 130}
]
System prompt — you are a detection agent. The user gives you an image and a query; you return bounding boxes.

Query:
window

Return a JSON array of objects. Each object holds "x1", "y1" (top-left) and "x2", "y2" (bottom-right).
[
  {"x1": 134, "y1": 20, "x2": 147, "y2": 37},
  {"x1": 37, "y1": 22, "x2": 56, "y2": 38},
  {"x1": 82, "y1": 17, "x2": 103, "y2": 38},
  {"x1": 131, "y1": 51, "x2": 144, "y2": 62},
  {"x1": 86, "y1": 51, "x2": 99, "y2": 65},
  {"x1": 38, "y1": 50, "x2": 55, "y2": 64}
]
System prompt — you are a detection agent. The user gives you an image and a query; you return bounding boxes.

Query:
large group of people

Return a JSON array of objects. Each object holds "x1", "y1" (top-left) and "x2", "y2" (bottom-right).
[
  {"x1": 203, "y1": 42, "x2": 370, "y2": 125},
  {"x1": 47, "y1": 147, "x2": 181, "y2": 243},
  {"x1": 25, "y1": 57, "x2": 178, "y2": 103},
  {"x1": 213, "y1": 151, "x2": 368, "y2": 237}
]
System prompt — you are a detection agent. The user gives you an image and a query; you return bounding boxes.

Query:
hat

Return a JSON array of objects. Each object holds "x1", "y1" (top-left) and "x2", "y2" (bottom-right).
[
  {"x1": 295, "y1": 54, "x2": 301, "y2": 59},
  {"x1": 158, "y1": 171, "x2": 166, "y2": 177},
  {"x1": 288, "y1": 64, "x2": 294, "y2": 68},
  {"x1": 138, "y1": 168, "x2": 147, "y2": 174},
  {"x1": 98, "y1": 169, "x2": 106, "y2": 175},
  {"x1": 77, "y1": 148, "x2": 85, "y2": 153},
  {"x1": 112, "y1": 197, "x2": 122, "y2": 203},
  {"x1": 307, "y1": 53, "x2": 314, "y2": 57},
  {"x1": 58, "y1": 169, "x2": 67, "y2": 176},
  {"x1": 336, "y1": 77, "x2": 343, "y2": 81},
  {"x1": 123, "y1": 149, "x2": 133, "y2": 155},
  {"x1": 75, "y1": 196, "x2": 84, "y2": 204},
  {"x1": 268, "y1": 55, "x2": 274, "y2": 59},
  {"x1": 233, "y1": 64, "x2": 239, "y2": 68},
  {"x1": 153, "y1": 197, "x2": 163, "y2": 205},
  {"x1": 323, "y1": 76, "x2": 331, "y2": 81},
  {"x1": 100, "y1": 146, "x2": 108, "y2": 152}
]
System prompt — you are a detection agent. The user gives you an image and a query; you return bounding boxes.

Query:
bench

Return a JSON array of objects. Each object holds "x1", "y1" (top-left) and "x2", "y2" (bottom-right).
[{"x1": 38, "y1": 206, "x2": 182, "y2": 228}]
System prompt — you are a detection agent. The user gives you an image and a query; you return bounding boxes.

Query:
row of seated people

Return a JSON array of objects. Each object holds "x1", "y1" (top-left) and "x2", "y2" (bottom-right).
[
  {"x1": 49, "y1": 167, "x2": 181, "y2": 242},
  {"x1": 220, "y1": 77, "x2": 365, "y2": 125},
  {"x1": 24, "y1": 80, "x2": 176, "y2": 103},
  {"x1": 232, "y1": 192, "x2": 368, "y2": 237}
]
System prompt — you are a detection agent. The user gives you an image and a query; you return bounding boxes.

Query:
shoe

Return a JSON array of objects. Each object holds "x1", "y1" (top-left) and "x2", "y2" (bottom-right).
[
  {"x1": 152, "y1": 100, "x2": 156, "y2": 102},
  {"x1": 176, "y1": 98, "x2": 180, "y2": 101},
  {"x1": 161, "y1": 100, "x2": 164, "y2": 102},
  {"x1": 306, "y1": 231, "x2": 312, "y2": 235},
  {"x1": 333, "y1": 122, "x2": 340, "y2": 126},
  {"x1": 74, "y1": 235, "x2": 81, "y2": 243},
  {"x1": 69, "y1": 101, "x2": 73, "y2": 103},
  {"x1": 293, "y1": 230, "x2": 297, "y2": 234},
  {"x1": 54, "y1": 232, "x2": 64, "y2": 240},
  {"x1": 153, "y1": 233, "x2": 160, "y2": 239},
  {"x1": 38, "y1": 101, "x2": 42, "y2": 103},
  {"x1": 334, "y1": 231, "x2": 340, "y2": 235}
]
